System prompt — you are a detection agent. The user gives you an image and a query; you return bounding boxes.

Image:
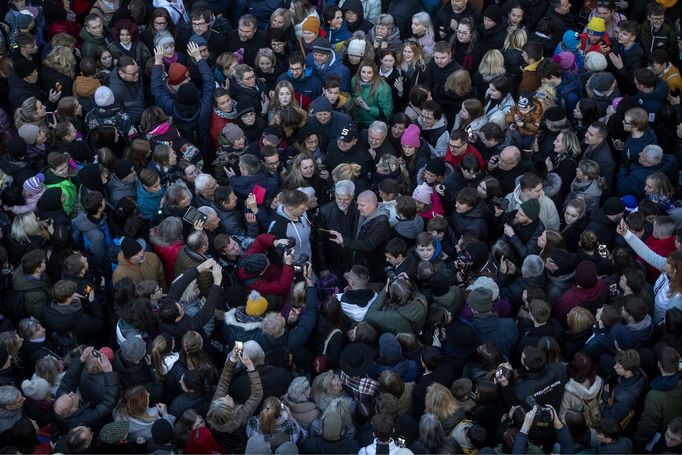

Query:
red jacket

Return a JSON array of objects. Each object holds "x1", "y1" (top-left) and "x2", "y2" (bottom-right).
[
  {"x1": 237, "y1": 234, "x2": 294, "y2": 297},
  {"x1": 554, "y1": 280, "x2": 609, "y2": 326},
  {"x1": 185, "y1": 427, "x2": 225, "y2": 454},
  {"x1": 153, "y1": 240, "x2": 184, "y2": 285},
  {"x1": 644, "y1": 235, "x2": 676, "y2": 282},
  {"x1": 444, "y1": 144, "x2": 486, "y2": 170}
]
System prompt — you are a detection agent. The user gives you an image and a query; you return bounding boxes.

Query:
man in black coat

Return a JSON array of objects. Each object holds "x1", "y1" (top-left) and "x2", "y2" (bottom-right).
[
  {"x1": 325, "y1": 124, "x2": 374, "y2": 184},
  {"x1": 583, "y1": 121, "x2": 616, "y2": 192},
  {"x1": 328, "y1": 190, "x2": 391, "y2": 282},
  {"x1": 9, "y1": 59, "x2": 55, "y2": 111},
  {"x1": 586, "y1": 197, "x2": 625, "y2": 250},
  {"x1": 412, "y1": 347, "x2": 456, "y2": 418},
  {"x1": 422, "y1": 41, "x2": 462, "y2": 91},
  {"x1": 227, "y1": 14, "x2": 267, "y2": 67},
  {"x1": 53, "y1": 348, "x2": 120, "y2": 434}
]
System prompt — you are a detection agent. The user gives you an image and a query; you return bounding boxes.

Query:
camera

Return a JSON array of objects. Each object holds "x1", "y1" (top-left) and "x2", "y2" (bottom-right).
[
  {"x1": 534, "y1": 405, "x2": 554, "y2": 424},
  {"x1": 292, "y1": 253, "x2": 310, "y2": 274},
  {"x1": 385, "y1": 266, "x2": 397, "y2": 282},
  {"x1": 275, "y1": 236, "x2": 297, "y2": 256},
  {"x1": 456, "y1": 253, "x2": 472, "y2": 272}
]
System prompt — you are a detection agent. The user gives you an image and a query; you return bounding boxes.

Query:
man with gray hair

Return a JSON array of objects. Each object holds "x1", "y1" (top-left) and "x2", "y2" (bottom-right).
[
  {"x1": 195, "y1": 173, "x2": 219, "y2": 207},
  {"x1": 359, "y1": 120, "x2": 396, "y2": 161},
  {"x1": 499, "y1": 254, "x2": 546, "y2": 311},
  {"x1": 314, "y1": 179, "x2": 359, "y2": 279},
  {"x1": 616, "y1": 144, "x2": 677, "y2": 199},
  {"x1": 0, "y1": 385, "x2": 24, "y2": 432},
  {"x1": 329, "y1": 190, "x2": 391, "y2": 282},
  {"x1": 174, "y1": 230, "x2": 214, "y2": 296}
]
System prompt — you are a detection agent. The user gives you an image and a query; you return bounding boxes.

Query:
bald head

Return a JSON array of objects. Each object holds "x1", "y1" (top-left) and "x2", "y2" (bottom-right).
[
  {"x1": 499, "y1": 146, "x2": 521, "y2": 170},
  {"x1": 357, "y1": 190, "x2": 378, "y2": 217},
  {"x1": 54, "y1": 393, "x2": 78, "y2": 418}
]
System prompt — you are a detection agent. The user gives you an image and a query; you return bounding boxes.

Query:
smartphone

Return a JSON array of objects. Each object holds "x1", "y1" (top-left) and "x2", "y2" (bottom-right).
[
  {"x1": 46, "y1": 112, "x2": 57, "y2": 125},
  {"x1": 318, "y1": 228, "x2": 335, "y2": 239},
  {"x1": 182, "y1": 206, "x2": 208, "y2": 225},
  {"x1": 54, "y1": 82, "x2": 62, "y2": 92},
  {"x1": 235, "y1": 341, "x2": 243, "y2": 352}
]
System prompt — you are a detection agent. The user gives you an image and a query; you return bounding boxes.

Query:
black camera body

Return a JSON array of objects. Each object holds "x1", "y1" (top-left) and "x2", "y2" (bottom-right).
[
  {"x1": 385, "y1": 266, "x2": 398, "y2": 282},
  {"x1": 275, "y1": 236, "x2": 297, "y2": 256},
  {"x1": 534, "y1": 405, "x2": 554, "y2": 424},
  {"x1": 293, "y1": 254, "x2": 310, "y2": 274}
]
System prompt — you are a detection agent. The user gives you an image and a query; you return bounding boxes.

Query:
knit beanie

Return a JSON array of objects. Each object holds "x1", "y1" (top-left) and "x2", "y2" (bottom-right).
[
  {"x1": 425, "y1": 157, "x2": 446, "y2": 176},
  {"x1": 562, "y1": 30, "x2": 580, "y2": 52},
  {"x1": 177, "y1": 83, "x2": 199, "y2": 106},
  {"x1": 544, "y1": 106, "x2": 566, "y2": 122},
  {"x1": 222, "y1": 123, "x2": 245, "y2": 143},
  {"x1": 18, "y1": 124, "x2": 40, "y2": 145},
  {"x1": 468, "y1": 276, "x2": 499, "y2": 301},
  {"x1": 611, "y1": 324, "x2": 638, "y2": 350},
  {"x1": 574, "y1": 261, "x2": 598, "y2": 288},
  {"x1": 99, "y1": 420, "x2": 130, "y2": 445},
  {"x1": 7, "y1": 136, "x2": 27, "y2": 160},
  {"x1": 587, "y1": 17, "x2": 606, "y2": 33},
  {"x1": 23, "y1": 173, "x2": 45, "y2": 194},
  {"x1": 310, "y1": 96, "x2": 333, "y2": 114},
  {"x1": 167, "y1": 63, "x2": 189, "y2": 85},
  {"x1": 589, "y1": 72, "x2": 615, "y2": 92},
  {"x1": 412, "y1": 183, "x2": 432, "y2": 205},
  {"x1": 603, "y1": 196, "x2": 625, "y2": 215},
  {"x1": 483, "y1": 4, "x2": 503, "y2": 24},
  {"x1": 188, "y1": 34, "x2": 208, "y2": 47},
  {"x1": 302, "y1": 16, "x2": 321, "y2": 34},
  {"x1": 400, "y1": 124, "x2": 421, "y2": 147},
  {"x1": 151, "y1": 419, "x2": 174, "y2": 444},
  {"x1": 379, "y1": 333, "x2": 402, "y2": 362},
  {"x1": 553, "y1": 51, "x2": 575, "y2": 71},
  {"x1": 246, "y1": 290, "x2": 268, "y2": 316},
  {"x1": 467, "y1": 287, "x2": 493, "y2": 313},
  {"x1": 584, "y1": 51, "x2": 608, "y2": 72},
  {"x1": 347, "y1": 38, "x2": 366, "y2": 56},
  {"x1": 14, "y1": 59, "x2": 36, "y2": 79},
  {"x1": 37, "y1": 187, "x2": 63, "y2": 212},
  {"x1": 94, "y1": 86, "x2": 115, "y2": 107},
  {"x1": 21, "y1": 377, "x2": 50, "y2": 400},
  {"x1": 311, "y1": 37, "x2": 332, "y2": 55},
  {"x1": 113, "y1": 159, "x2": 136, "y2": 180},
  {"x1": 120, "y1": 336, "x2": 146, "y2": 363},
  {"x1": 154, "y1": 31, "x2": 175, "y2": 48},
  {"x1": 519, "y1": 199, "x2": 540, "y2": 221},
  {"x1": 120, "y1": 236, "x2": 143, "y2": 258}
]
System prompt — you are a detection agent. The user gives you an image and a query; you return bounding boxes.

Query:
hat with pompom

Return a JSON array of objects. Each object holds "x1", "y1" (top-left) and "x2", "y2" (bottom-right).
[{"x1": 246, "y1": 290, "x2": 268, "y2": 316}]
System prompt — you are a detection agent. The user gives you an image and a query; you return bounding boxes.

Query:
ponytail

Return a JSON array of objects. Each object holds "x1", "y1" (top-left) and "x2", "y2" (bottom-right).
[{"x1": 259, "y1": 397, "x2": 282, "y2": 434}]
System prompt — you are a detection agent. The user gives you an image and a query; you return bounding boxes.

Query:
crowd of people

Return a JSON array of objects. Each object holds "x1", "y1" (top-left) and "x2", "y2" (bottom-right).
[{"x1": 1, "y1": 0, "x2": 682, "y2": 452}]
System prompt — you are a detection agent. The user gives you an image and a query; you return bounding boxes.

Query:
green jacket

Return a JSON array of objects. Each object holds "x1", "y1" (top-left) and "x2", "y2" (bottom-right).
[
  {"x1": 12, "y1": 266, "x2": 51, "y2": 318},
  {"x1": 44, "y1": 171, "x2": 77, "y2": 215},
  {"x1": 350, "y1": 76, "x2": 394, "y2": 129},
  {"x1": 638, "y1": 20, "x2": 677, "y2": 54},
  {"x1": 364, "y1": 289, "x2": 427, "y2": 334},
  {"x1": 634, "y1": 378, "x2": 682, "y2": 445}
]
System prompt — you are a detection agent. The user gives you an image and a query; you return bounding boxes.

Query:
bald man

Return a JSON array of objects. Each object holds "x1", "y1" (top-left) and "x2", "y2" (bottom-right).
[
  {"x1": 488, "y1": 145, "x2": 529, "y2": 195},
  {"x1": 53, "y1": 347, "x2": 120, "y2": 434},
  {"x1": 330, "y1": 190, "x2": 391, "y2": 282}
]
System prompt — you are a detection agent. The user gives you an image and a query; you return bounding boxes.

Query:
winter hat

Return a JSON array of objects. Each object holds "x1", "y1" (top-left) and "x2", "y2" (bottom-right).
[
  {"x1": 21, "y1": 377, "x2": 50, "y2": 400},
  {"x1": 13, "y1": 59, "x2": 37, "y2": 79},
  {"x1": 589, "y1": 72, "x2": 615, "y2": 92},
  {"x1": 113, "y1": 159, "x2": 136, "y2": 180},
  {"x1": 167, "y1": 63, "x2": 189, "y2": 85},
  {"x1": 544, "y1": 106, "x2": 566, "y2": 122},
  {"x1": 603, "y1": 196, "x2": 625, "y2": 215},
  {"x1": 562, "y1": 30, "x2": 580, "y2": 52},
  {"x1": 347, "y1": 38, "x2": 366, "y2": 56},
  {"x1": 425, "y1": 157, "x2": 446, "y2": 176},
  {"x1": 99, "y1": 346, "x2": 115, "y2": 362},
  {"x1": 429, "y1": 272, "x2": 450, "y2": 297},
  {"x1": 523, "y1": 347, "x2": 546, "y2": 371},
  {"x1": 188, "y1": 34, "x2": 208, "y2": 47},
  {"x1": 18, "y1": 124, "x2": 40, "y2": 145},
  {"x1": 574, "y1": 261, "x2": 598, "y2": 288},
  {"x1": 177, "y1": 83, "x2": 199, "y2": 106},
  {"x1": 338, "y1": 123, "x2": 358, "y2": 142},
  {"x1": 275, "y1": 442, "x2": 298, "y2": 455},
  {"x1": 154, "y1": 31, "x2": 175, "y2": 48},
  {"x1": 15, "y1": 11, "x2": 34, "y2": 29},
  {"x1": 517, "y1": 92, "x2": 532, "y2": 109},
  {"x1": 379, "y1": 333, "x2": 402, "y2": 362},
  {"x1": 94, "y1": 86, "x2": 115, "y2": 107},
  {"x1": 412, "y1": 183, "x2": 433, "y2": 205},
  {"x1": 467, "y1": 287, "x2": 493, "y2": 313},
  {"x1": 302, "y1": 16, "x2": 321, "y2": 34},
  {"x1": 7, "y1": 136, "x2": 27, "y2": 160},
  {"x1": 584, "y1": 51, "x2": 608, "y2": 72},
  {"x1": 468, "y1": 276, "x2": 500, "y2": 301},
  {"x1": 242, "y1": 253, "x2": 268, "y2": 275},
  {"x1": 519, "y1": 199, "x2": 540, "y2": 221},
  {"x1": 483, "y1": 5, "x2": 503, "y2": 24},
  {"x1": 99, "y1": 420, "x2": 129, "y2": 445},
  {"x1": 321, "y1": 408, "x2": 344, "y2": 441},
  {"x1": 23, "y1": 173, "x2": 45, "y2": 194},
  {"x1": 151, "y1": 418, "x2": 174, "y2": 444},
  {"x1": 37, "y1": 188, "x2": 63, "y2": 212},
  {"x1": 611, "y1": 324, "x2": 638, "y2": 350},
  {"x1": 310, "y1": 96, "x2": 333, "y2": 114},
  {"x1": 587, "y1": 17, "x2": 606, "y2": 34},
  {"x1": 553, "y1": 51, "x2": 575, "y2": 71},
  {"x1": 222, "y1": 123, "x2": 245, "y2": 143},
  {"x1": 246, "y1": 290, "x2": 268, "y2": 316},
  {"x1": 120, "y1": 236, "x2": 143, "y2": 258},
  {"x1": 548, "y1": 249, "x2": 577, "y2": 274},
  {"x1": 120, "y1": 336, "x2": 147, "y2": 363},
  {"x1": 401, "y1": 124, "x2": 421, "y2": 147},
  {"x1": 622, "y1": 195, "x2": 638, "y2": 212},
  {"x1": 246, "y1": 435, "x2": 273, "y2": 454},
  {"x1": 312, "y1": 37, "x2": 333, "y2": 55}
]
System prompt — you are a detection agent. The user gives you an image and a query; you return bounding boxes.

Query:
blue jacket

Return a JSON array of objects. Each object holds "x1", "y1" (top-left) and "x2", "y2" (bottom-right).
[
  {"x1": 323, "y1": 23, "x2": 352, "y2": 50},
  {"x1": 248, "y1": 0, "x2": 284, "y2": 30},
  {"x1": 622, "y1": 127, "x2": 658, "y2": 164},
  {"x1": 277, "y1": 67, "x2": 323, "y2": 109},
  {"x1": 635, "y1": 78, "x2": 668, "y2": 116},
  {"x1": 72, "y1": 212, "x2": 114, "y2": 275},
  {"x1": 556, "y1": 71, "x2": 582, "y2": 120},
  {"x1": 583, "y1": 327, "x2": 614, "y2": 360},
  {"x1": 305, "y1": 51, "x2": 351, "y2": 93},
  {"x1": 135, "y1": 181, "x2": 166, "y2": 221},
  {"x1": 469, "y1": 314, "x2": 519, "y2": 359},
  {"x1": 370, "y1": 358, "x2": 420, "y2": 382},
  {"x1": 151, "y1": 59, "x2": 215, "y2": 152},
  {"x1": 617, "y1": 154, "x2": 677, "y2": 198}
]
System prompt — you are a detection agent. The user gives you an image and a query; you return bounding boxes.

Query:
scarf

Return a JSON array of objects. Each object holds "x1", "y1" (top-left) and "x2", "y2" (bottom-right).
[
  {"x1": 234, "y1": 306, "x2": 263, "y2": 324},
  {"x1": 214, "y1": 101, "x2": 238, "y2": 120},
  {"x1": 163, "y1": 53, "x2": 179, "y2": 65},
  {"x1": 120, "y1": 41, "x2": 132, "y2": 51}
]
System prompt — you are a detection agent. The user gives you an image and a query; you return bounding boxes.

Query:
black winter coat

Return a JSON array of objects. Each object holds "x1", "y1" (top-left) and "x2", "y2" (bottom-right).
[
  {"x1": 40, "y1": 66, "x2": 74, "y2": 98},
  {"x1": 314, "y1": 200, "x2": 360, "y2": 275},
  {"x1": 113, "y1": 349, "x2": 163, "y2": 404},
  {"x1": 40, "y1": 300, "x2": 105, "y2": 347}
]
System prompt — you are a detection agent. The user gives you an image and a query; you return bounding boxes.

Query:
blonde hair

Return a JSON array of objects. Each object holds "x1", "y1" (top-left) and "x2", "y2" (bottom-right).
[
  {"x1": 270, "y1": 7, "x2": 292, "y2": 26},
  {"x1": 44, "y1": 45, "x2": 77, "y2": 79},
  {"x1": 478, "y1": 50, "x2": 506, "y2": 78},
  {"x1": 0, "y1": 331, "x2": 21, "y2": 364},
  {"x1": 207, "y1": 397, "x2": 236, "y2": 428},
  {"x1": 425, "y1": 383, "x2": 458, "y2": 420},
  {"x1": 270, "y1": 80, "x2": 302, "y2": 112},
  {"x1": 35, "y1": 355, "x2": 63, "y2": 386},
  {"x1": 398, "y1": 41, "x2": 426, "y2": 70},
  {"x1": 11, "y1": 213, "x2": 48, "y2": 244},
  {"x1": 504, "y1": 29, "x2": 527, "y2": 50},
  {"x1": 578, "y1": 159, "x2": 607, "y2": 189},
  {"x1": 444, "y1": 69, "x2": 472, "y2": 97},
  {"x1": 332, "y1": 163, "x2": 362, "y2": 182},
  {"x1": 557, "y1": 129, "x2": 581, "y2": 158},
  {"x1": 567, "y1": 306, "x2": 596, "y2": 333},
  {"x1": 258, "y1": 396, "x2": 283, "y2": 434},
  {"x1": 114, "y1": 386, "x2": 155, "y2": 422},
  {"x1": 150, "y1": 334, "x2": 172, "y2": 381}
]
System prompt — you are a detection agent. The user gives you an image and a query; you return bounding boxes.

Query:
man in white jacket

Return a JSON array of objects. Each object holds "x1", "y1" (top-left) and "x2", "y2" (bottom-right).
[{"x1": 504, "y1": 172, "x2": 561, "y2": 231}]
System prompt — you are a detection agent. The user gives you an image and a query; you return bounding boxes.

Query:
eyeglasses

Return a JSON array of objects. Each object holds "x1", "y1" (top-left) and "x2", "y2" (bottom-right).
[
  {"x1": 419, "y1": 113, "x2": 434, "y2": 120},
  {"x1": 154, "y1": 20, "x2": 167, "y2": 26}
]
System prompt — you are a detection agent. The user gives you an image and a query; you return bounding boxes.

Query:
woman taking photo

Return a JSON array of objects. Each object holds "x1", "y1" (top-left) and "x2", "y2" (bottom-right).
[
  {"x1": 483, "y1": 75, "x2": 515, "y2": 128},
  {"x1": 113, "y1": 385, "x2": 175, "y2": 442},
  {"x1": 41, "y1": 46, "x2": 76, "y2": 98},
  {"x1": 351, "y1": 60, "x2": 393, "y2": 129},
  {"x1": 111, "y1": 20, "x2": 151, "y2": 68},
  {"x1": 566, "y1": 160, "x2": 606, "y2": 214}
]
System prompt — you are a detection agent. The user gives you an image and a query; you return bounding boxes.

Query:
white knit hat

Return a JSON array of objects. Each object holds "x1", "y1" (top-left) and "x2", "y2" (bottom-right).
[
  {"x1": 94, "y1": 86, "x2": 115, "y2": 107},
  {"x1": 411, "y1": 183, "x2": 432, "y2": 205},
  {"x1": 347, "y1": 38, "x2": 366, "y2": 57},
  {"x1": 584, "y1": 51, "x2": 607, "y2": 72},
  {"x1": 22, "y1": 377, "x2": 50, "y2": 400}
]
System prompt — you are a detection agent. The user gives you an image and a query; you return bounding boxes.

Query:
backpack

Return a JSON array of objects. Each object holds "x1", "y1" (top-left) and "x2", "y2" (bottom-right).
[{"x1": 581, "y1": 394, "x2": 602, "y2": 427}]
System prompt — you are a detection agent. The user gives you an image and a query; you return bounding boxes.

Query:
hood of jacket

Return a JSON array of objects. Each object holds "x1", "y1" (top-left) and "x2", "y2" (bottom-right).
[
  {"x1": 72, "y1": 211, "x2": 103, "y2": 233},
  {"x1": 362, "y1": 204, "x2": 390, "y2": 226},
  {"x1": 393, "y1": 216, "x2": 424, "y2": 237},
  {"x1": 565, "y1": 375, "x2": 603, "y2": 400},
  {"x1": 557, "y1": 71, "x2": 582, "y2": 96},
  {"x1": 224, "y1": 308, "x2": 263, "y2": 331},
  {"x1": 0, "y1": 155, "x2": 28, "y2": 174},
  {"x1": 12, "y1": 266, "x2": 51, "y2": 293},
  {"x1": 340, "y1": 288, "x2": 377, "y2": 306},
  {"x1": 108, "y1": 174, "x2": 135, "y2": 193},
  {"x1": 420, "y1": 115, "x2": 447, "y2": 132},
  {"x1": 73, "y1": 75, "x2": 101, "y2": 97}
]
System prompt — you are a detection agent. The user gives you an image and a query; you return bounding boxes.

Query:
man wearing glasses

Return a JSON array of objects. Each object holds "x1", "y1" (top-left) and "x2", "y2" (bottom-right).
[{"x1": 109, "y1": 56, "x2": 145, "y2": 125}]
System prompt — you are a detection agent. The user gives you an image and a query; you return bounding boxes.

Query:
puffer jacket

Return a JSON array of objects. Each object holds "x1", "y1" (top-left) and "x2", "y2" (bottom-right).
[
  {"x1": 364, "y1": 289, "x2": 428, "y2": 334},
  {"x1": 449, "y1": 201, "x2": 489, "y2": 242},
  {"x1": 602, "y1": 369, "x2": 647, "y2": 425},
  {"x1": 72, "y1": 211, "x2": 114, "y2": 275},
  {"x1": 560, "y1": 376, "x2": 604, "y2": 418},
  {"x1": 351, "y1": 76, "x2": 394, "y2": 129},
  {"x1": 222, "y1": 307, "x2": 263, "y2": 350}
]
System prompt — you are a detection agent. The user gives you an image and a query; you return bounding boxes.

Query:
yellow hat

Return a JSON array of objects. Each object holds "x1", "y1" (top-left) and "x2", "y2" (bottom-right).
[
  {"x1": 246, "y1": 290, "x2": 268, "y2": 316},
  {"x1": 587, "y1": 17, "x2": 606, "y2": 33}
]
